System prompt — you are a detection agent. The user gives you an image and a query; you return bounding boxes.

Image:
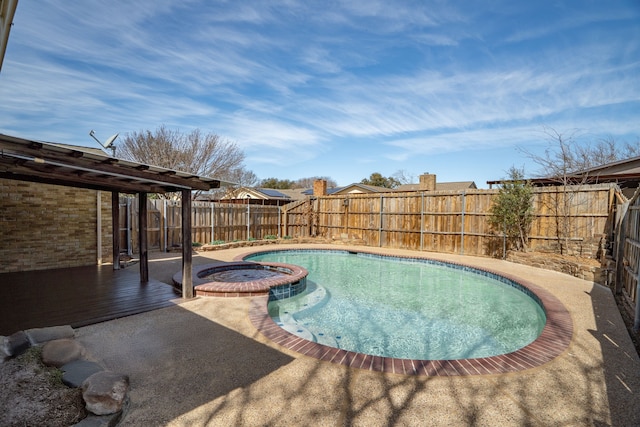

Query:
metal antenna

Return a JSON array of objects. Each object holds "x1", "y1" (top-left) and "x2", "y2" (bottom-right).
[{"x1": 89, "y1": 130, "x2": 118, "y2": 157}]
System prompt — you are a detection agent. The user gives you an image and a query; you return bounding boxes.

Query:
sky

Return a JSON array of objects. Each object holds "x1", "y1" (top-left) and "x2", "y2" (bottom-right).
[{"x1": 1, "y1": 1, "x2": 639, "y2": 188}]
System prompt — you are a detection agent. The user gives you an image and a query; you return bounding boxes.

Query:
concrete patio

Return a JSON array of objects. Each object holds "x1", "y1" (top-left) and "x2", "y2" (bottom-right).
[{"x1": 75, "y1": 244, "x2": 640, "y2": 426}]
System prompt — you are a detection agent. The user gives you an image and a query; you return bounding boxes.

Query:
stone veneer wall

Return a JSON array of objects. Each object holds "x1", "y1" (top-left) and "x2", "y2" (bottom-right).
[{"x1": 0, "y1": 178, "x2": 112, "y2": 273}]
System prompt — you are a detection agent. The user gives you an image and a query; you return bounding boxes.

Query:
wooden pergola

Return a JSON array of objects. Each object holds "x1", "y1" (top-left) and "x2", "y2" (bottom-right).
[{"x1": 0, "y1": 133, "x2": 226, "y2": 298}]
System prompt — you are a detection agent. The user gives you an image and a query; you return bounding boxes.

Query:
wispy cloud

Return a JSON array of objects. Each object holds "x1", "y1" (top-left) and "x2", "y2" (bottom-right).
[{"x1": 1, "y1": 0, "x2": 638, "y2": 186}]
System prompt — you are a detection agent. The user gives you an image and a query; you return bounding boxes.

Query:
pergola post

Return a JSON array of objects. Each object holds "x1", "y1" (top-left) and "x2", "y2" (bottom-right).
[
  {"x1": 111, "y1": 192, "x2": 120, "y2": 270},
  {"x1": 182, "y1": 189, "x2": 194, "y2": 298},
  {"x1": 138, "y1": 192, "x2": 149, "y2": 283}
]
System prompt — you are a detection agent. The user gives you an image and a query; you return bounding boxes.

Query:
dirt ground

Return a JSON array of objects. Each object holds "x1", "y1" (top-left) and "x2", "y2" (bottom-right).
[{"x1": 0, "y1": 347, "x2": 87, "y2": 426}]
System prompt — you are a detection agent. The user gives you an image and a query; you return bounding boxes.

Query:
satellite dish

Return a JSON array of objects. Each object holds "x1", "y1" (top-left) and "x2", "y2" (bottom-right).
[
  {"x1": 88, "y1": 130, "x2": 119, "y2": 156},
  {"x1": 103, "y1": 133, "x2": 119, "y2": 148}
]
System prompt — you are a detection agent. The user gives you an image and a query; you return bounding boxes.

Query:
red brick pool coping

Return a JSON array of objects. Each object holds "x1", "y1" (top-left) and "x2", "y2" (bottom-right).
[
  {"x1": 172, "y1": 261, "x2": 308, "y2": 298},
  {"x1": 239, "y1": 248, "x2": 574, "y2": 376}
]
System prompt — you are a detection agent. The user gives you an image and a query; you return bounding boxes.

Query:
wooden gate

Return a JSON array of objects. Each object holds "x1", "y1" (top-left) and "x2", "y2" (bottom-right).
[{"x1": 616, "y1": 187, "x2": 640, "y2": 329}]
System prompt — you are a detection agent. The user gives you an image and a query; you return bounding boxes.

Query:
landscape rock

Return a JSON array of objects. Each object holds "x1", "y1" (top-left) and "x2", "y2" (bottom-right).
[
  {"x1": 82, "y1": 371, "x2": 130, "y2": 416},
  {"x1": 61, "y1": 359, "x2": 104, "y2": 388},
  {"x1": 41, "y1": 338, "x2": 84, "y2": 367},
  {"x1": 2, "y1": 331, "x2": 30, "y2": 357},
  {"x1": 25, "y1": 325, "x2": 75, "y2": 345}
]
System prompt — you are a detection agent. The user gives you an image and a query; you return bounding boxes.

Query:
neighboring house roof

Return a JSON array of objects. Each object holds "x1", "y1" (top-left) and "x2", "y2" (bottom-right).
[
  {"x1": 302, "y1": 183, "x2": 393, "y2": 196},
  {"x1": 487, "y1": 156, "x2": 640, "y2": 189},
  {"x1": 572, "y1": 155, "x2": 640, "y2": 177},
  {"x1": 219, "y1": 187, "x2": 304, "y2": 202},
  {"x1": 254, "y1": 188, "x2": 292, "y2": 199},
  {"x1": 275, "y1": 188, "x2": 309, "y2": 200},
  {"x1": 223, "y1": 179, "x2": 479, "y2": 201},
  {"x1": 395, "y1": 181, "x2": 477, "y2": 192}
]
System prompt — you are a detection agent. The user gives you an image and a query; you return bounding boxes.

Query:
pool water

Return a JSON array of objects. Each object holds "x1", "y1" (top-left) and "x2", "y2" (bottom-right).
[
  {"x1": 247, "y1": 250, "x2": 547, "y2": 360},
  {"x1": 201, "y1": 268, "x2": 285, "y2": 283}
]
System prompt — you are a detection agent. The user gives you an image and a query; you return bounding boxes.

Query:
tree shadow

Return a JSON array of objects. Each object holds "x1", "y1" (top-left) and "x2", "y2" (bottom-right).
[
  {"x1": 587, "y1": 283, "x2": 640, "y2": 426},
  {"x1": 106, "y1": 251, "x2": 640, "y2": 426},
  {"x1": 170, "y1": 285, "x2": 640, "y2": 425}
]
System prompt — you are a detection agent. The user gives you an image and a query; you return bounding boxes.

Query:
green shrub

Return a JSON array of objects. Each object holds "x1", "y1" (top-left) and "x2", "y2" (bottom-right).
[
  {"x1": 192, "y1": 242, "x2": 202, "y2": 247},
  {"x1": 210, "y1": 240, "x2": 226, "y2": 245},
  {"x1": 264, "y1": 235, "x2": 277, "y2": 240},
  {"x1": 283, "y1": 235, "x2": 293, "y2": 240}
]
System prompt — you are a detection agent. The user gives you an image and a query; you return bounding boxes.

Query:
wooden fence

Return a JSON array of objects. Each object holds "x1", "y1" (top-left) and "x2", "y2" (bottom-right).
[
  {"x1": 282, "y1": 184, "x2": 618, "y2": 258},
  {"x1": 616, "y1": 187, "x2": 640, "y2": 328},
  {"x1": 120, "y1": 198, "x2": 281, "y2": 253}
]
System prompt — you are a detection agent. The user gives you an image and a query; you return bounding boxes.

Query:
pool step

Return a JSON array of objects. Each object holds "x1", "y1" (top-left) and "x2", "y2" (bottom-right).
[{"x1": 272, "y1": 283, "x2": 329, "y2": 343}]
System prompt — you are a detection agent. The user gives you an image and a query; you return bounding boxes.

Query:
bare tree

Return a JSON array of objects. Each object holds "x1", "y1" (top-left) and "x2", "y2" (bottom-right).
[
  {"x1": 294, "y1": 176, "x2": 338, "y2": 189},
  {"x1": 392, "y1": 169, "x2": 416, "y2": 185},
  {"x1": 521, "y1": 127, "x2": 640, "y2": 180},
  {"x1": 222, "y1": 167, "x2": 259, "y2": 187},
  {"x1": 519, "y1": 126, "x2": 638, "y2": 255},
  {"x1": 119, "y1": 125, "x2": 246, "y2": 179}
]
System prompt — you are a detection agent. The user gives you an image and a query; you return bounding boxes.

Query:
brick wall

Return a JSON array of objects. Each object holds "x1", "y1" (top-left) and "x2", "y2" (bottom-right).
[{"x1": 0, "y1": 179, "x2": 113, "y2": 273}]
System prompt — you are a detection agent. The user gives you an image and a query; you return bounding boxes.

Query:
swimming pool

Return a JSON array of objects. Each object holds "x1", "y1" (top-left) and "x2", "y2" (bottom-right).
[{"x1": 246, "y1": 250, "x2": 547, "y2": 360}]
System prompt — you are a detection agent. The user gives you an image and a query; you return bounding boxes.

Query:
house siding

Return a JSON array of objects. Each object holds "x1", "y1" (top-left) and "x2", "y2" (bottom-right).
[{"x1": 0, "y1": 178, "x2": 112, "y2": 273}]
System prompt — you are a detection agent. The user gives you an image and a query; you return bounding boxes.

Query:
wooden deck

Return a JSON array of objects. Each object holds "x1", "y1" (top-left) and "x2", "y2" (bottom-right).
[{"x1": 0, "y1": 264, "x2": 180, "y2": 335}]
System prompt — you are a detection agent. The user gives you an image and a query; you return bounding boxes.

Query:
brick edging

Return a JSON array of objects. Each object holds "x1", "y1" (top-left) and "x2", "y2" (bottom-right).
[{"x1": 245, "y1": 248, "x2": 573, "y2": 376}]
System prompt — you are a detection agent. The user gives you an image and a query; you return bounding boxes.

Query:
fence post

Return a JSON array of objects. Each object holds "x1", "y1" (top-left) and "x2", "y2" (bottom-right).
[
  {"x1": 283, "y1": 207, "x2": 288, "y2": 238},
  {"x1": 460, "y1": 191, "x2": 466, "y2": 255},
  {"x1": 211, "y1": 201, "x2": 215, "y2": 244},
  {"x1": 345, "y1": 197, "x2": 349, "y2": 237},
  {"x1": 379, "y1": 194, "x2": 384, "y2": 247},
  {"x1": 126, "y1": 197, "x2": 132, "y2": 255},
  {"x1": 112, "y1": 192, "x2": 120, "y2": 270},
  {"x1": 162, "y1": 199, "x2": 167, "y2": 252},
  {"x1": 246, "y1": 197, "x2": 250, "y2": 239},
  {"x1": 278, "y1": 205, "x2": 282, "y2": 238},
  {"x1": 420, "y1": 192, "x2": 424, "y2": 251}
]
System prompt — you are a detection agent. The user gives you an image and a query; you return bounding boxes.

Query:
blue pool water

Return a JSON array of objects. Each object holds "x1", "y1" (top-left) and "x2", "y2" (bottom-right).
[{"x1": 247, "y1": 250, "x2": 547, "y2": 360}]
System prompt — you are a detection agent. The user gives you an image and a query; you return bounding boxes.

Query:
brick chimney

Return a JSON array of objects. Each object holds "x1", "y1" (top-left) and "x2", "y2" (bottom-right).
[
  {"x1": 313, "y1": 179, "x2": 327, "y2": 196},
  {"x1": 419, "y1": 173, "x2": 436, "y2": 191}
]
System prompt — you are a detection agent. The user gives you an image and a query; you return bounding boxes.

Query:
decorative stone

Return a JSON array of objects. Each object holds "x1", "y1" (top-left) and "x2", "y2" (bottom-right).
[
  {"x1": 41, "y1": 338, "x2": 84, "y2": 367},
  {"x1": 2, "y1": 331, "x2": 30, "y2": 357},
  {"x1": 82, "y1": 371, "x2": 130, "y2": 416},
  {"x1": 61, "y1": 359, "x2": 103, "y2": 387},
  {"x1": 25, "y1": 325, "x2": 75, "y2": 345}
]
